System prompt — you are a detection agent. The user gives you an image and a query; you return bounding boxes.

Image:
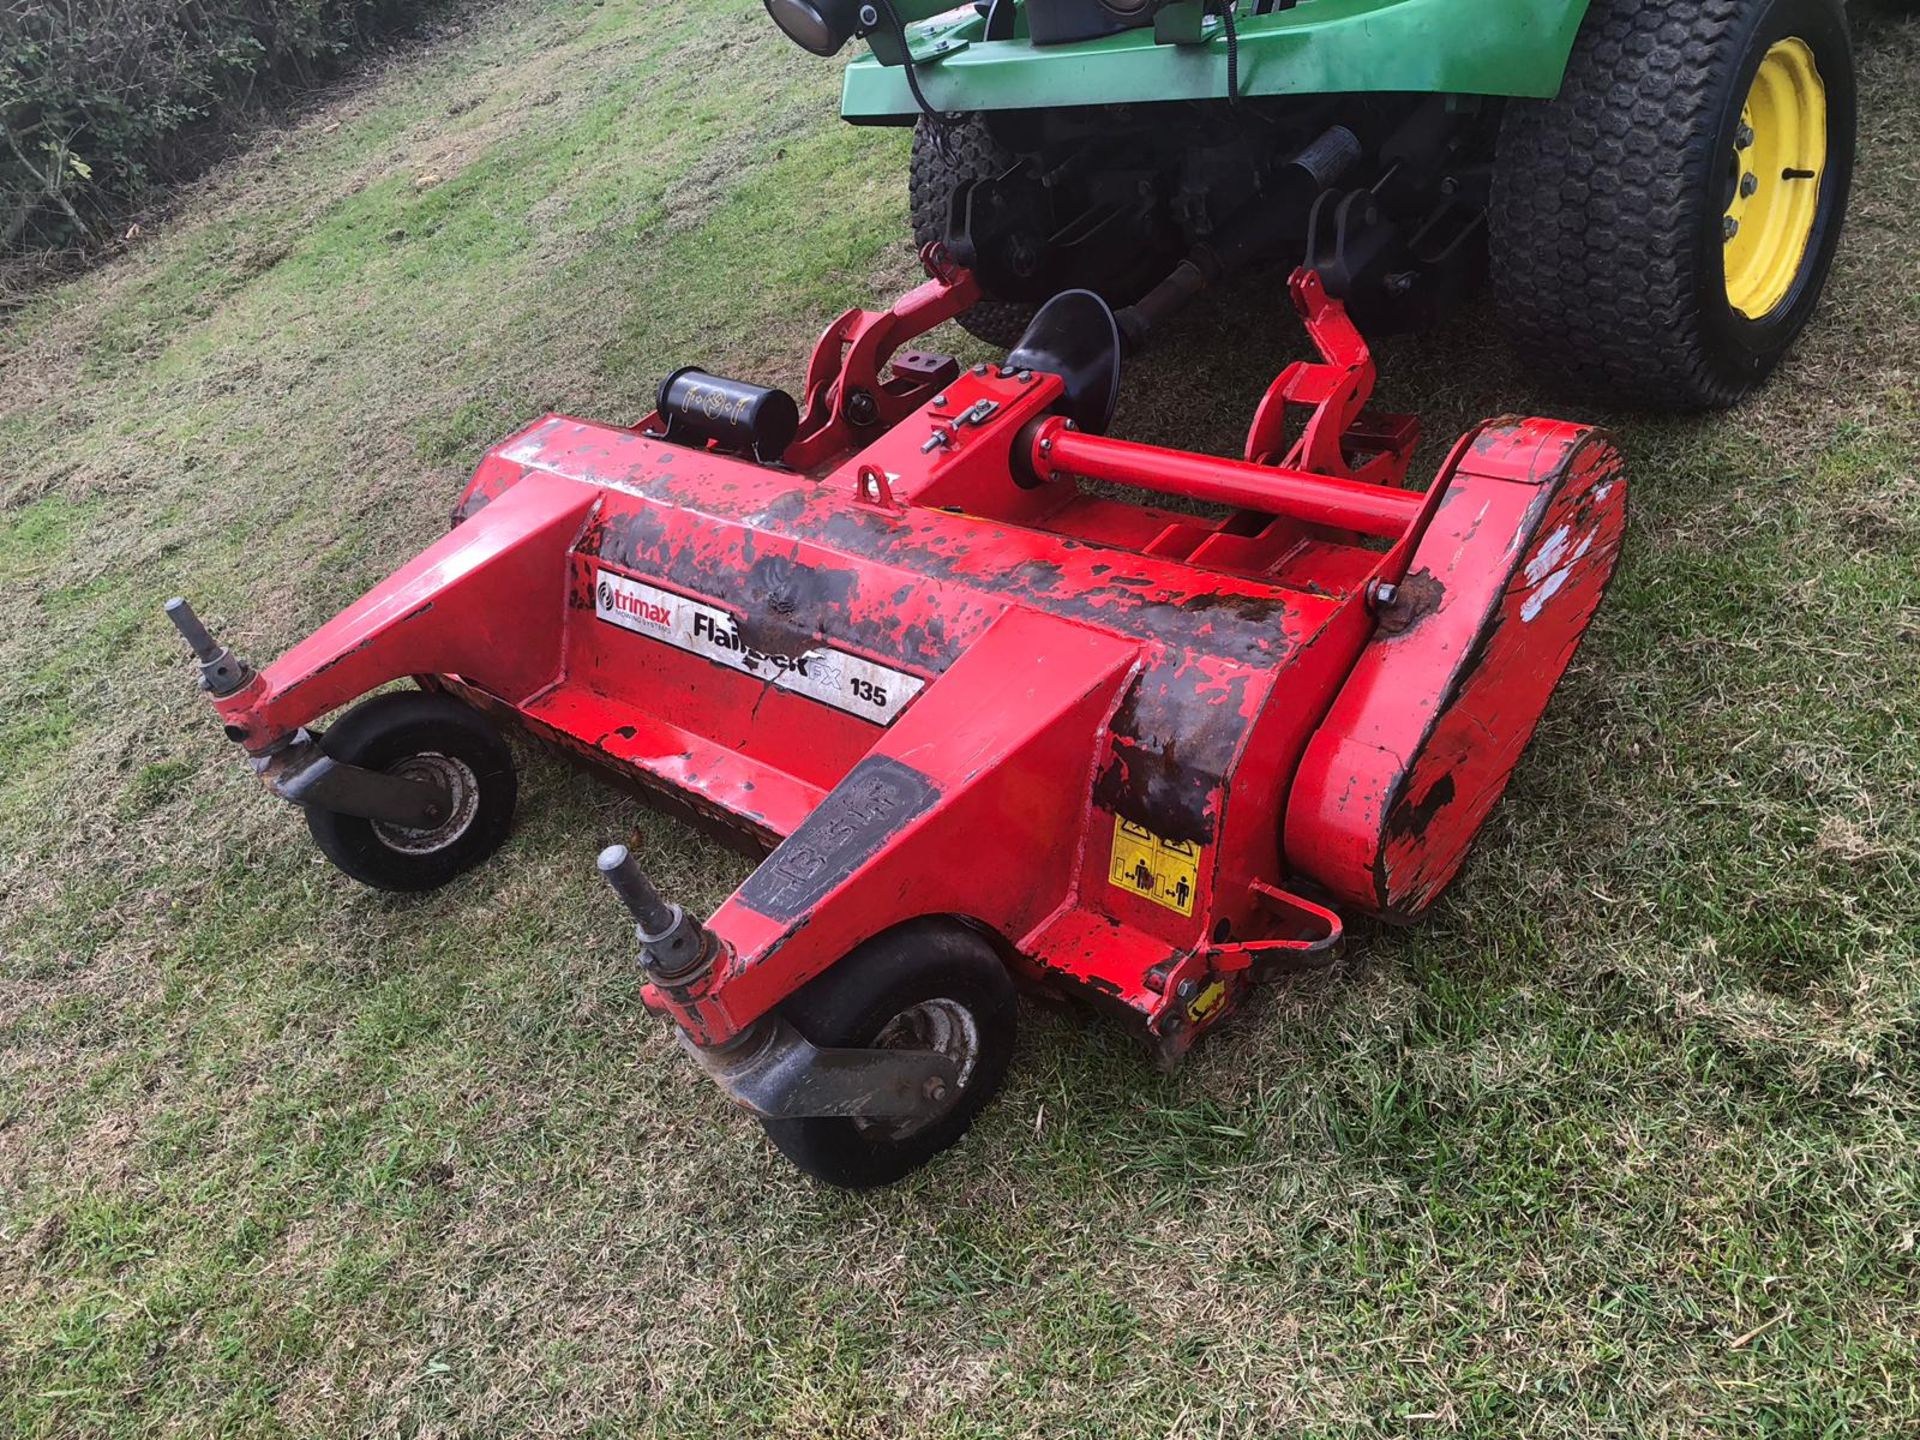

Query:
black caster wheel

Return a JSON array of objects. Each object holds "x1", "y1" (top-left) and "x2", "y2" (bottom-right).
[
  {"x1": 304, "y1": 691, "x2": 517, "y2": 892},
  {"x1": 760, "y1": 919, "x2": 1017, "y2": 1188}
]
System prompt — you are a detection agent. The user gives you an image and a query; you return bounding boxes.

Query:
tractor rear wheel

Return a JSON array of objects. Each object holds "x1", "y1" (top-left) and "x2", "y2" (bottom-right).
[
  {"x1": 759, "y1": 919, "x2": 1016, "y2": 1188},
  {"x1": 910, "y1": 117, "x2": 1038, "y2": 350},
  {"x1": 1490, "y1": 0, "x2": 1856, "y2": 409}
]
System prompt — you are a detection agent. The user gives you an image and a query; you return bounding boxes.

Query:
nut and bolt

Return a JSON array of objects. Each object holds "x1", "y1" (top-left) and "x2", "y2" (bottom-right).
[
  {"x1": 1175, "y1": 978, "x2": 1199, "y2": 1001},
  {"x1": 1736, "y1": 121, "x2": 1755, "y2": 149},
  {"x1": 1370, "y1": 580, "x2": 1399, "y2": 609},
  {"x1": 1739, "y1": 172, "x2": 1759, "y2": 198},
  {"x1": 1723, "y1": 215, "x2": 1740, "y2": 240},
  {"x1": 924, "y1": 1077, "x2": 949, "y2": 1104},
  {"x1": 932, "y1": 392, "x2": 948, "y2": 407}
]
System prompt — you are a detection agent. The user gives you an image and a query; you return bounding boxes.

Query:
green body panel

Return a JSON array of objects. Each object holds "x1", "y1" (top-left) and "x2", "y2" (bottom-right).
[{"x1": 841, "y1": 0, "x2": 1593, "y2": 122}]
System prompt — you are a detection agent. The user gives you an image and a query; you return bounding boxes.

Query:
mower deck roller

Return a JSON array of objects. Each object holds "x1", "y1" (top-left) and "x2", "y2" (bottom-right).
[{"x1": 174, "y1": 253, "x2": 1625, "y2": 1185}]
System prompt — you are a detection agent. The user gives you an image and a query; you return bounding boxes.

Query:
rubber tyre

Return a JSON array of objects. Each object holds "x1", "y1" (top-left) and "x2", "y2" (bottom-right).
[
  {"x1": 910, "y1": 116, "x2": 1037, "y2": 350},
  {"x1": 304, "y1": 691, "x2": 517, "y2": 892},
  {"x1": 759, "y1": 919, "x2": 1016, "y2": 1188},
  {"x1": 1490, "y1": 0, "x2": 1856, "y2": 409}
]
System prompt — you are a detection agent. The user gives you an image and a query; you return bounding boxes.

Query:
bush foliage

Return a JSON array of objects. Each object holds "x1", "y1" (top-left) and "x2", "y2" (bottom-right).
[{"x1": 1, "y1": 0, "x2": 427, "y2": 252}]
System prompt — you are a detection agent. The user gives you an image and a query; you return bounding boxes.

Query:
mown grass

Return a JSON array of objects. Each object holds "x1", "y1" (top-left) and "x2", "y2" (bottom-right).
[{"x1": 2, "y1": 0, "x2": 1917, "y2": 1434}]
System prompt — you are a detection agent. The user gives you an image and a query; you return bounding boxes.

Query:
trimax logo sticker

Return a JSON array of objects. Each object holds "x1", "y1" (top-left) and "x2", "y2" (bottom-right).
[
  {"x1": 1108, "y1": 817, "x2": 1200, "y2": 916},
  {"x1": 594, "y1": 569, "x2": 925, "y2": 725}
]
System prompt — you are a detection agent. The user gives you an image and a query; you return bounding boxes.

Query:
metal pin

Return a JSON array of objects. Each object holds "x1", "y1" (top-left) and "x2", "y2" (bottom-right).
[
  {"x1": 598, "y1": 845, "x2": 675, "y2": 934},
  {"x1": 164, "y1": 597, "x2": 220, "y2": 662},
  {"x1": 164, "y1": 596, "x2": 252, "y2": 696}
]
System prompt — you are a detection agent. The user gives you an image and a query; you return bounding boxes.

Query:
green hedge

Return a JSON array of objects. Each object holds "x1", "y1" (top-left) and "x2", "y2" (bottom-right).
[{"x1": 2, "y1": 0, "x2": 430, "y2": 253}]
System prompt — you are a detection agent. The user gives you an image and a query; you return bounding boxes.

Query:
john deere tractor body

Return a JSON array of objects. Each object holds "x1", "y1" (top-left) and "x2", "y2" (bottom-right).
[{"x1": 766, "y1": 0, "x2": 1859, "y2": 408}]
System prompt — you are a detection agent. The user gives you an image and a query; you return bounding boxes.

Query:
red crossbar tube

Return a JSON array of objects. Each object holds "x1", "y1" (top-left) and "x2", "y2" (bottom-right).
[{"x1": 1024, "y1": 416, "x2": 1424, "y2": 540}]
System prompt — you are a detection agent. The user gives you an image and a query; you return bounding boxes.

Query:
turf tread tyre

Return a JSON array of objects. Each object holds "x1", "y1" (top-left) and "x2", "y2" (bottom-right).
[
  {"x1": 305, "y1": 691, "x2": 517, "y2": 892},
  {"x1": 1490, "y1": 0, "x2": 1855, "y2": 408},
  {"x1": 910, "y1": 116, "x2": 1037, "y2": 350},
  {"x1": 759, "y1": 919, "x2": 1016, "y2": 1188}
]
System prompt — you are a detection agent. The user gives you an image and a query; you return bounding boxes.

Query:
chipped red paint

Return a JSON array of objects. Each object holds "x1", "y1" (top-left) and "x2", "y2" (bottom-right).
[
  {"x1": 200, "y1": 269, "x2": 1625, "y2": 1064},
  {"x1": 1282, "y1": 419, "x2": 1628, "y2": 920}
]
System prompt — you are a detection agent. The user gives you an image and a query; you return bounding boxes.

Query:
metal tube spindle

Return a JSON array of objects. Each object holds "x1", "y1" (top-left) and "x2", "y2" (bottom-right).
[
  {"x1": 164, "y1": 597, "x2": 221, "y2": 662},
  {"x1": 1033, "y1": 422, "x2": 1423, "y2": 539},
  {"x1": 597, "y1": 845, "x2": 676, "y2": 935}
]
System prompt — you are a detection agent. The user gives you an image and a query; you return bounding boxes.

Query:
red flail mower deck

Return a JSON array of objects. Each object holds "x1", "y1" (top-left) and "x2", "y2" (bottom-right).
[{"x1": 171, "y1": 252, "x2": 1625, "y2": 1186}]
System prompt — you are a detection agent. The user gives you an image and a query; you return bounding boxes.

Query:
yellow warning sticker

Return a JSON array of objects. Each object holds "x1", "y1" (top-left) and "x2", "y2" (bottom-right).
[
  {"x1": 1186, "y1": 980, "x2": 1227, "y2": 1024},
  {"x1": 1107, "y1": 817, "x2": 1200, "y2": 916}
]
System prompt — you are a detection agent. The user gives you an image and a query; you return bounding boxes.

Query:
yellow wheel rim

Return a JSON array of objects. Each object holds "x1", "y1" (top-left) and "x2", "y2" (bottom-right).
[{"x1": 1722, "y1": 37, "x2": 1828, "y2": 320}]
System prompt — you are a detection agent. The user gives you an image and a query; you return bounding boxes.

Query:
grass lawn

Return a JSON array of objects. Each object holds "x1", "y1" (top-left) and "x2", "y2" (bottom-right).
[{"x1": 2, "y1": 0, "x2": 1917, "y2": 1433}]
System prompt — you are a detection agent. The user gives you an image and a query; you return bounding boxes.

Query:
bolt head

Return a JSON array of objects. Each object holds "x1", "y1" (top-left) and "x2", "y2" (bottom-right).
[
  {"x1": 1175, "y1": 978, "x2": 1198, "y2": 1001},
  {"x1": 1723, "y1": 215, "x2": 1740, "y2": 240},
  {"x1": 1740, "y1": 172, "x2": 1759, "y2": 198},
  {"x1": 858, "y1": 3, "x2": 879, "y2": 25},
  {"x1": 932, "y1": 393, "x2": 948, "y2": 407},
  {"x1": 924, "y1": 1077, "x2": 949, "y2": 1104},
  {"x1": 1736, "y1": 122, "x2": 1755, "y2": 149}
]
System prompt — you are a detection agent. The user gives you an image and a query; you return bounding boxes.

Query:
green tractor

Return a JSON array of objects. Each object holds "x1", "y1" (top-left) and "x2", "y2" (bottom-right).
[{"x1": 763, "y1": 0, "x2": 1864, "y2": 408}]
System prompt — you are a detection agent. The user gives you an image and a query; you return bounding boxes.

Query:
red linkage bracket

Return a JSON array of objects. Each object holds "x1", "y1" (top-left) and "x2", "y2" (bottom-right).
[
  {"x1": 785, "y1": 243, "x2": 981, "y2": 471},
  {"x1": 1243, "y1": 269, "x2": 1419, "y2": 489}
]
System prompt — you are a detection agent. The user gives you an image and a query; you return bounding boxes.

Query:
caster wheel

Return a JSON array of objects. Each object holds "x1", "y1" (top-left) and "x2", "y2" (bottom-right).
[
  {"x1": 760, "y1": 919, "x2": 1016, "y2": 1189},
  {"x1": 304, "y1": 691, "x2": 517, "y2": 892}
]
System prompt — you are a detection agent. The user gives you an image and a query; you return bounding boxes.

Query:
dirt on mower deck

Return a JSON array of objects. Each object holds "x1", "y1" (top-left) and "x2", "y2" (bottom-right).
[{"x1": 1, "y1": 1, "x2": 1917, "y2": 1436}]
